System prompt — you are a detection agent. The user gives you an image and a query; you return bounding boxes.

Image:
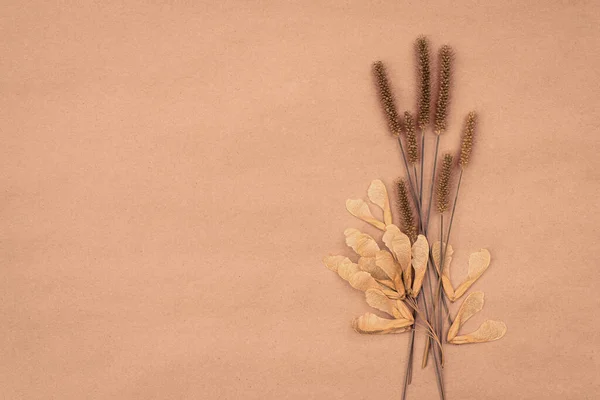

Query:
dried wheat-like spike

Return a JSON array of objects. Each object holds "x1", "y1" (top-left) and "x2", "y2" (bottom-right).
[
  {"x1": 434, "y1": 45, "x2": 453, "y2": 135},
  {"x1": 416, "y1": 36, "x2": 431, "y2": 129},
  {"x1": 404, "y1": 111, "x2": 419, "y2": 164},
  {"x1": 396, "y1": 179, "x2": 417, "y2": 242},
  {"x1": 436, "y1": 154, "x2": 453, "y2": 213},
  {"x1": 459, "y1": 111, "x2": 477, "y2": 169},
  {"x1": 373, "y1": 61, "x2": 401, "y2": 136}
]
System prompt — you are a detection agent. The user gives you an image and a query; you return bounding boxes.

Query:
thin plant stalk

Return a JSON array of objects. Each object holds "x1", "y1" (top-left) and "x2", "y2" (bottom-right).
[
  {"x1": 419, "y1": 131, "x2": 425, "y2": 215},
  {"x1": 397, "y1": 137, "x2": 422, "y2": 228},
  {"x1": 425, "y1": 136, "x2": 441, "y2": 232}
]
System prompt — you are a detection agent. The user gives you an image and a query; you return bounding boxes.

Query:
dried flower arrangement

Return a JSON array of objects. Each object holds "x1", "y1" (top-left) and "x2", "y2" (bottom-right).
[{"x1": 323, "y1": 37, "x2": 506, "y2": 399}]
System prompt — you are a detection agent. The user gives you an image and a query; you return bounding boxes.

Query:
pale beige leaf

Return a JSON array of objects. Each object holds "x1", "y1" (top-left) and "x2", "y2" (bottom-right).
[
  {"x1": 344, "y1": 228, "x2": 380, "y2": 257},
  {"x1": 365, "y1": 289, "x2": 400, "y2": 318},
  {"x1": 323, "y1": 255, "x2": 351, "y2": 273},
  {"x1": 375, "y1": 250, "x2": 405, "y2": 298},
  {"x1": 410, "y1": 235, "x2": 429, "y2": 297},
  {"x1": 395, "y1": 300, "x2": 414, "y2": 321},
  {"x1": 346, "y1": 199, "x2": 386, "y2": 230},
  {"x1": 367, "y1": 179, "x2": 392, "y2": 226},
  {"x1": 323, "y1": 255, "x2": 378, "y2": 292},
  {"x1": 379, "y1": 286, "x2": 402, "y2": 299},
  {"x1": 336, "y1": 259, "x2": 361, "y2": 281},
  {"x1": 349, "y1": 271, "x2": 380, "y2": 291},
  {"x1": 449, "y1": 320, "x2": 507, "y2": 344},
  {"x1": 432, "y1": 241, "x2": 455, "y2": 300},
  {"x1": 352, "y1": 313, "x2": 413, "y2": 334},
  {"x1": 358, "y1": 257, "x2": 389, "y2": 281},
  {"x1": 447, "y1": 291, "x2": 485, "y2": 342},
  {"x1": 453, "y1": 249, "x2": 491, "y2": 299},
  {"x1": 377, "y1": 279, "x2": 396, "y2": 290},
  {"x1": 382, "y1": 225, "x2": 412, "y2": 271}
]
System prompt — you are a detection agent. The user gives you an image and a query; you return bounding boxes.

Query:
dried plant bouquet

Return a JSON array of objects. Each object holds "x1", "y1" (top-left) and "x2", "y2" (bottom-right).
[{"x1": 323, "y1": 37, "x2": 506, "y2": 400}]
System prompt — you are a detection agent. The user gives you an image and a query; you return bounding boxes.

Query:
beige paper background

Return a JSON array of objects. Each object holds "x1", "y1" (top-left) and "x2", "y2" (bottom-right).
[{"x1": 1, "y1": 1, "x2": 599, "y2": 399}]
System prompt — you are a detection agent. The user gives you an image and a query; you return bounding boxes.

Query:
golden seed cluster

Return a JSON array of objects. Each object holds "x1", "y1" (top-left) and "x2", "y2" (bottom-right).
[
  {"x1": 397, "y1": 179, "x2": 418, "y2": 243},
  {"x1": 436, "y1": 154, "x2": 454, "y2": 213},
  {"x1": 404, "y1": 111, "x2": 419, "y2": 164},
  {"x1": 434, "y1": 45, "x2": 453, "y2": 135},
  {"x1": 373, "y1": 61, "x2": 401, "y2": 135},
  {"x1": 416, "y1": 36, "x2": 431, "y2": 130},
  {"x1": 459, "y1": 111, "x2": 477, "y2": 168}
]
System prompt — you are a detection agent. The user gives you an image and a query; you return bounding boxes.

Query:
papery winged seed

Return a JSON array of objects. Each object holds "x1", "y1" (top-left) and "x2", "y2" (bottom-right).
[
  {"x1": 344, "y1": 228, "x2": 380, "y2": 257},
  {"x1": 382, "y1": 225, "x2": 412, "y2": 271},
  {"x1": 410, "y1": 235, "x2": 429, "y2": 296},
  {"x1": 352, "y1": 312, "x2": 413, "y2": 334},
  {"x1": 365, "y1": 289, "x2": 400, "y2": 318},
  {"x1": 346, "y1": 199, "x2": 386, "y2": 231},
  {"x1": 453, "y1": 249, "x2": 491, "y2": 299},
  {"x1": 449, "y1": 320, "x2": 507, "y2": 344},
  {"x1": 367, "y1": 179, "x2": 392, "y2": 226},
  {"x1": 447, "y1": 291, "x2": 485, "y2": 342}
]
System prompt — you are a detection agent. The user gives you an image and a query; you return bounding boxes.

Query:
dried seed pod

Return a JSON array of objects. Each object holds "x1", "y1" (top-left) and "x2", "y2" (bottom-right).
[
  {"x1": 367, "y1": 179, "x2": 393, "y2": 226},
  {"x1": 410, "y1": 235, "x2": 429, "y2": 297},
  {"x1": 404, "y1": 112, "x2": 419, "y2": 164},
  {"x1": 459, "y1": 111, "x2": 477, "y2": 168},
  {"x1": 352, "y1": 312, "x2": 413, "y2": 334},
  {"x1": 434, "y1": 45, "x2": 453, "y2": 135},
  {"x1": 447, "y1": 291, "x2": 507, "y2": 344},
  {"x1": 396, "y1": 179, "x2": 417, "y2": 242},
  {"x1": 373, "y1": 61, "x2": 402, "y2": 135},
  {"x1": 416, "y1": 36, "x2": 431, "y2": 129},
  {"x1": 436, "y1": 154, "x2": 454, "y2": 213}
]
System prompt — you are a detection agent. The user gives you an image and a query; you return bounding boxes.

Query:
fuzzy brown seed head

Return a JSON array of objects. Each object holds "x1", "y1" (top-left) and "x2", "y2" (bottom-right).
[
  {"x1": 373, "y1": 61, "x2": 401, "y2": 136},
  {"x1": 404, "y1": 111, "x2": 419, "y2": 164},
  {"x1": 459, "y1": 111, "x2": 477, "y2": 168},
  {"x1": 436, "y1": 154, "x2": 454, "y2": 213},
  {"x1": 416, "y1": 36, "x2": 431, "y2": 130},
  {"x1": 396, "y1": 179, "x2": 418, "y2": 243},
  {"x1": 434, "y1": 45, "x2": 453, "y2": 135}
]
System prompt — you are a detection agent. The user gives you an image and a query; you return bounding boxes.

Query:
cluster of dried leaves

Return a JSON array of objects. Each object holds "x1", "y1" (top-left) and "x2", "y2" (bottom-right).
[{"x1": 324, "y1": 180, "x2": 506, "y2": 343}]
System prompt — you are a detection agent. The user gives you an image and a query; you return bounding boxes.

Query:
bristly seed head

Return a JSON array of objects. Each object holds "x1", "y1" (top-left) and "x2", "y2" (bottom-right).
[
  {"x1": 416, "y1": 36, "x2": 431, "y2": 130},
  {"x1": 373, "y1": 61, "x2": 402, "y2": 136},
  {"x1": 434, "y1": 45, "x2": 453, "y2": 135},
  {"x1": 436, "y1": 154, "x2": 454, "y2": 213},
  {"x1": 397, "y1": 179, "x2": 418, "y2": 243},
  {"x1": 404, "y1": 111, "x2": 419, "y2": 164},
  {"x1": 459, "y1": 111, "x2": 477, "y2": 169}
]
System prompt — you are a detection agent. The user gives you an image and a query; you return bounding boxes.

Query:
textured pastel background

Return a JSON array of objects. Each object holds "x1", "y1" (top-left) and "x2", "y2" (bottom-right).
[{"x1": 2, "y1": 1, "x2": 599, "y2": 399}]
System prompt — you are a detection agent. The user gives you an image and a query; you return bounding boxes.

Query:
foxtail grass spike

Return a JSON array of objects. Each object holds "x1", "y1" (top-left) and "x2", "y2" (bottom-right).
[
  {"x1": 397, "y1": 179, "x2": 418, "y2": 243},
  {"x1": 416, "y1": 36, "x2": 431, "y2": 130},
  {"x1": 459, "y1": 111, "x2": 477, "y2": 169},
  {"x1": 436, "y1": 154, "x2": 453, "y2": 213},
  {"x1": 434, "y1": 45, "x2": 453, "y2": 135},
  {"x1": 404, "y1": 111, "x2": 419, "y2": 164},
  {"x1": 373, "y1": 61, "x2": 402, "y2": 136}
]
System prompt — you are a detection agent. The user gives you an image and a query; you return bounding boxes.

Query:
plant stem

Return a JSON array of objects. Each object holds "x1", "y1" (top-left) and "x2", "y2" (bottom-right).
[
  {"x1": 419, "y1": 131, "x2": 425, "y2": 216},
  {"x1": 425, "y1": 135, "x2": 440, "y2": 233},
  {"x1": 397, "y1": 137, "x2": 422, "y2": 225}
]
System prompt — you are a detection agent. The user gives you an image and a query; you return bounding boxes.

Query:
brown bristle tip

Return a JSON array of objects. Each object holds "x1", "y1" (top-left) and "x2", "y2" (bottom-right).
[
  {"x1": 434, "y1": 45, "x2": 453, "y2": 135},
  {"x1": 436, "y1": 153, "x2": 454, "y2": 213},
  {"x1": 459, "y1": 111, "x2": 477, "y2": 168},
  {"x1": 372, "y1": 61, "x2": 401, "y2": 136},
  {"x1": 404, "y1": 111, "x2": 419, "y2": 164},
  {"x1": 396, "y1": 179, "x2": 417, "y2": 243},
  {"x1": 416, "y1": 36, "x2": 431, "y2": 130}
]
